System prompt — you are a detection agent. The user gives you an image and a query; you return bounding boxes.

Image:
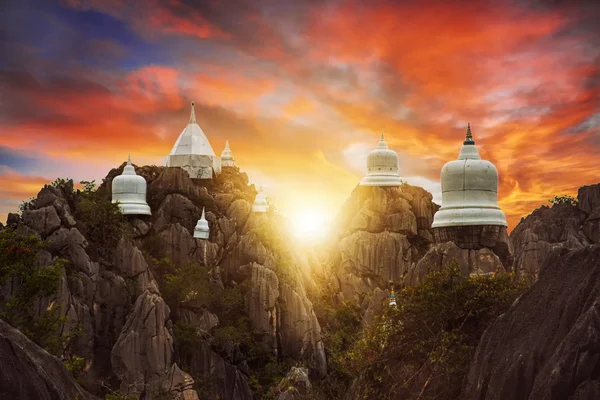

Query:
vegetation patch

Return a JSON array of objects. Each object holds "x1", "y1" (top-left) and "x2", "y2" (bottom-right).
[
  {"x1": 0, "y1": 229, "x2": 73, "y2": 355},
  {"x1": 341, "y1": 265, "x2": 528, "y2": 399},
  {"x1": 74, "y1": 180, "x2": 128, "y2": 250}
]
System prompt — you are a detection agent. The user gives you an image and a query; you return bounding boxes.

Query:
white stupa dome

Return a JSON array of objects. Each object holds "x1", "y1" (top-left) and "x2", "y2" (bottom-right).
[
  {"x1": 221, "y1": 140, "x2": 235, "y2": 167},
  {"x1": 111, "y1": 154, "x2": 151, "y2": 215},
  {"x1": 252, "y1": 186, "x2": 268, "y2": 213},
  {"x1": 359, "y1": 133, "x2": 402, "y2": 186},
  {"x1": 432, "y1": 124, "x2": 507, "y2": 228},
  {"x1": 193, "y1": 207, "x2": 210, "y2": 239}
]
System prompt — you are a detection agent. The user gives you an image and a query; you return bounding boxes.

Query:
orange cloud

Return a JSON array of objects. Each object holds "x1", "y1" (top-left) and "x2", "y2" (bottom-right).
[{"x1": 2, "y1": 0, "x2": 600, "y2": 233}]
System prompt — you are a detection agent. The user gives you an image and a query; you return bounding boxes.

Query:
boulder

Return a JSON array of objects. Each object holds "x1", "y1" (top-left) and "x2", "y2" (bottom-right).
[
  {"x1": 21, "y1": 205, "x2": 61, "y2": 237},
  {"x1": 0, "y1": 318, "x2": 97, "y2": 400},
  {"x1": 510, "y1": 203, "x2": 589, "y2": 279}
]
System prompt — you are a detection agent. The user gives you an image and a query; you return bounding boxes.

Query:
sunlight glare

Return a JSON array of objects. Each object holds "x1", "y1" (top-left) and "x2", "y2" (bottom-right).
[{"x1": 289, "y1": 208, "x2": 331, "y2": 242}]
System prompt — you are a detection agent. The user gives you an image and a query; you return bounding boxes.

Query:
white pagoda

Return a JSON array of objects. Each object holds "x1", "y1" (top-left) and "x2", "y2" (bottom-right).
[
  {"x1": 164, "y1": 101, "x2": 221, "y2": 179},
  {"x1": 360, "y1": 132, "x2": 402, "y2": 186}
]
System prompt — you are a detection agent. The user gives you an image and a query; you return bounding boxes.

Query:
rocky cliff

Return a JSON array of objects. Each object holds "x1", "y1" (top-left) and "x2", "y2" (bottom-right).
[
  {"x1": 464, "y1": 183, "x2": 600, "y2": 399},
  {"x1": 0, "y1": 318, "x2": 96, "y2": 400},
  {"x1": 510, "y1": 186, "x2": 600, "y2": 280},
  {"x1": 4, "y1": 164, "x2": 326, "y2": 399},
  {"x1": 327, "y1": 185, "x2": 437, "y2": 304},
  {"x1": 326, "y1": 183, "x2": 513, "y2": 321}
]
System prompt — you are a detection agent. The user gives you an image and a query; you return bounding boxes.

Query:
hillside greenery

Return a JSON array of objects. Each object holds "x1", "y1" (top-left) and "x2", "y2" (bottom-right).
[
  {"x1": 0, "y1": 229, "x2": 73, "y2": 355},
  {"x1": 320, "y1": 265, "x2": 528, "y2": 400}
]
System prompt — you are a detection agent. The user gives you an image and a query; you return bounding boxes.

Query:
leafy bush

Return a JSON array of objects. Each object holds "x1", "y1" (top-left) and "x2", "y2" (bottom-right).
[
  {"x1": 343, "y1": 265, "x2": 528, "y2": 399},
  {"x1": 0, "y1": 230, "x2": 69, "y2": 354},
  {"x1": 51, "y1": 177, "x2": 71, "y2": 188},
  {"x1": 79, "y1": 180, "x2": 97, "y2": 194},
  {"x1": 18, "y1": 197, "x2": 37, "y2": 213},
  {"x1": 549, "y1": 194, "x2": 578, "y2": 206},
  {"x1": 63, "y1": 355, "x2": 86, "y2": 384},
  {"x1": 75, "y1": 185, "x2": 127, "y2": 248}
]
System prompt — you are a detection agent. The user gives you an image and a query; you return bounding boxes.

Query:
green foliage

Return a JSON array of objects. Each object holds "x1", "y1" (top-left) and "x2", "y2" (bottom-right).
[
  {"x1": 63, "y1": 355, "x2": 86, "y2": 384},
  {"x1": 0, "y1": 230, "x2": 68, "y2": 354},
  {"x1": 549, "y1": 194, "x2": 578, "y2": 206},
  {"x1": 343, "y1": 265, "x2": 528, "y2": 399},
  {"x1": 75, "y1": 185, "x2": 127, "y2": 247},
  {"x1": 18, "y1": 197, "x2": 37, "y2": 213},
  {"x1": 155, "y1": 255, "x2": 291, "y2": 398},
  {"x1": 51, "y1": 177, "x2": 71, "y2": 188},
  {"x1": 310, "y1": 271, "x2": 364, "y2": 399},
  {"x1": 79, "y1": 180, "x2": 97, "y2": 194}
]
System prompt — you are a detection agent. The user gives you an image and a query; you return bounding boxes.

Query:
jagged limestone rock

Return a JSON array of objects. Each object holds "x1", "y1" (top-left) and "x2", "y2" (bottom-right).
[
  {"x1": 328, "y1": 184, "x2": 437, "y2": 304},
  {"x1": 0, "y1": 318, "x2": 97, "y2": 400},
  {"x1": 465, "y1": 245, "x2": 600, "y2": 400},
  {"x1": 406, "y1": 241, "x2": 505, "y2": 286},
  {"x1": 111, "y1": 281, "x2": 174, "y2": 395}
]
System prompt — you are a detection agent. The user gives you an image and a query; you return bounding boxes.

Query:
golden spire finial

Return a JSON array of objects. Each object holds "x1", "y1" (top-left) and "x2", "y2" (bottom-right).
[{"x1": 464, "y1": 123, "x2": 475, "y2": 145}]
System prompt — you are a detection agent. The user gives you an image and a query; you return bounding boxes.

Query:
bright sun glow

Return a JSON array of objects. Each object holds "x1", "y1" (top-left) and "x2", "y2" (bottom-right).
[{"x1": 289, "y1": 208, "x2": 331, "y2": 242}]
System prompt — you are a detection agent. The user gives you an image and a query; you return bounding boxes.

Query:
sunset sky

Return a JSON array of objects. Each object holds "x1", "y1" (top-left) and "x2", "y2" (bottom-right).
[{"x1": 1, "y1": 0, "x2": 599, "y2": 232}]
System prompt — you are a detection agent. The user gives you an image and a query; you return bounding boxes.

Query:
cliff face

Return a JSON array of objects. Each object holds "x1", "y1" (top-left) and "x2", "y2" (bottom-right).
[
  {"x1": 5, "y1": 164, "x2": 325, "y2": 399},
  {"x1": 464, "y1": 183, "x2": 600, "y2": 400},
  {"x1": 464, "y1": 245, "x2": 600, "y2": 400},
  {"x1": 0, "y1": 318, "x2": 96, "y2": 400},
  {"x1": 328, "y1": 184, "x2": 437, "y2": 304},
  {"x1": 327, "y1": 184, "x2": 512, "y2": 321},
  {"x1": 510, "y1": 185, "x2": 600, "y2": 280}
]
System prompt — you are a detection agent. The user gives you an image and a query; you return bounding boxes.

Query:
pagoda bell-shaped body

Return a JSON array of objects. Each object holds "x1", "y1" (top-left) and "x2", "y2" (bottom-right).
[
  {"x1": 360, "y1": 132, "x2": 402, "y2": 186},
  {"x1": 252, "y1": 186, "x2": 268, "y2": 213},
  {"x1": 221, "y1": 140, "x2": 235, "y2": 167},
  {"x1": 194, "y1": 207, "x2": 210, "y2": 239},
  {"x1": 111, "y1": 155, "x2": 152, "y2": 215},
  {"x1": 432, "y1": 124, "x2": 507, "y2": 228},
  {"x1": 164, "y1": 101, "x2": 222, "y2": 179}
]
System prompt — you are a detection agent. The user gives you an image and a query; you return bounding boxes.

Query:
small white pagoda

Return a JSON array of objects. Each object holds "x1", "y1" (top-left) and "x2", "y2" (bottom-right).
[
  {"x1": 111, "y1": 154, "x2": 151, "y2": 215},
  {"x1": 360, "y1": 132, "x2": 402, "y2": 187}
]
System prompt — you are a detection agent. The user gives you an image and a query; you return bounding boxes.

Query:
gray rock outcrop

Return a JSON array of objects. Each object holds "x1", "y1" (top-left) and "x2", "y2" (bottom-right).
[
  {"x1": 509, "y1": 185, "x2": 600, "y2": 280},
  {"x1": 328, "y1": 184, "x2": 438, "y2": 303},
  {"x1": 464, "y1": 245, "x2": 600, "y2": 399},
  {"x1": 0, "y1": 318, "x2": 97, "y2": 400}
]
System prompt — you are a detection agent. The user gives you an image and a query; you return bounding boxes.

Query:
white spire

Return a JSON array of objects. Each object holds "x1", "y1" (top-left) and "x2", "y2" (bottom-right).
[
  {"x1": 194, "y1": 206, "x2": 210, "y2": 239},
  {"x1": 221, "y1": 139, "x2": 235, "y2": 167},
  {"x1": 123, "y1": 153, "x2": 136, "y2": 175},
  {"x1": 189, "y1": 101, "x2": 196, "y2": 124}
]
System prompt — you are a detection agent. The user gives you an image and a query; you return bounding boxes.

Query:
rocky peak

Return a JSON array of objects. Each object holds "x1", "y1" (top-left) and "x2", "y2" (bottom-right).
[{"x1": 509, "y1": 186, "x2": 600, "y2": 280}]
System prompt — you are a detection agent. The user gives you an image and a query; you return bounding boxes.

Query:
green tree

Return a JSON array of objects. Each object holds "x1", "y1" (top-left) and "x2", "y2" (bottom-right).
[
  {"x1": 0, "y1": 230, "x2": 67, "y2": 354},
  {"x1": 75, "y1": 185, "x2": 127, "y2": 248},
  {"x1": 343, "y1": 265, "x2": 528, "y2": 399},
  {"x1": 549, "y1": 194, "x2": 577, "y2": 206}
]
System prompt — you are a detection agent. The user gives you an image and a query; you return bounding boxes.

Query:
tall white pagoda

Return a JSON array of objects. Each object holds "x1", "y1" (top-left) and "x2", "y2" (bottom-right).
[
  {"x1": 432, "y1": 124, "x2": 507, "y2": 229},
  {"x1": 164, "y1": 101, "x2": 222, "y2": 179}
]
